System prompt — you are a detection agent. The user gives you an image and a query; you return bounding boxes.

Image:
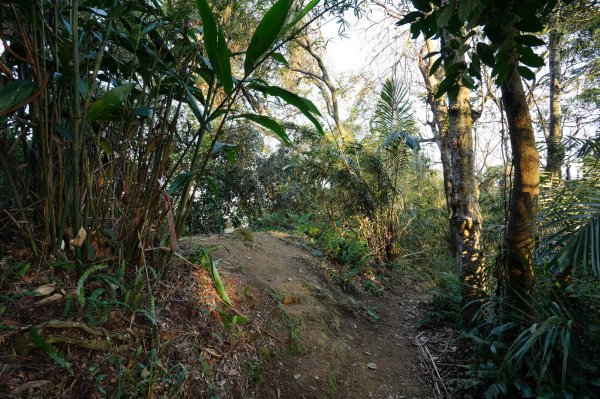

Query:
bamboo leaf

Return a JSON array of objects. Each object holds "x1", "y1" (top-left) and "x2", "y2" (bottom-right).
[
  {"x1": 210, "y1": 258, "x2": 232, "y2": 307},
  {"x1": 271, "y1": 52, "x2": 290, "y2": 66},
  {"x1": 244, "y1": 0, "x2": 293, "y2": 76},
  {"x1": 248, "y1": 82, "x2": 323, "y2": 134},
  {"x1": 0, "y1": 80, "x2": 36, "y2": 115},
  {"x1": 168, "y1": 172, "x2": 195, "y2": 194},
  {"x1": 196, "y1": 0, "x2": 233, "y2": 94},
  {"x1": 235, "y1": 113, "x2": 292, "y2": 146},
  {"x1": 88, "y1": 83, "x2": 135, "y2": 121},
  {"x1": 284, "y1": 0, "x2": 320, "y2": 32}
]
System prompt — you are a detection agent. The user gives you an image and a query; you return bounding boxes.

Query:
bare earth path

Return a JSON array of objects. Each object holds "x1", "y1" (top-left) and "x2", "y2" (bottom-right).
[{"x1": 183, "y1": 231, "x2": 432, "y2": 399}]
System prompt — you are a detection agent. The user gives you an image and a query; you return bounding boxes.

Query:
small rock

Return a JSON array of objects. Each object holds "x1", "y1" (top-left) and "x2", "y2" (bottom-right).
[
  {"x1": 294, "y1": 374, "x2": 301, "y2": 379},
  {"x1": 367, "y1": 362, "x2": 377, "y2": 370}
]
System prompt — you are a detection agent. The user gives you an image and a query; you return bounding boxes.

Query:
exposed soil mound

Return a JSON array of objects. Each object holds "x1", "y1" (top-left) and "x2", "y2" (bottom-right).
[{"x1": 183, "y1": 231, "x2": 431, "y2": 398}]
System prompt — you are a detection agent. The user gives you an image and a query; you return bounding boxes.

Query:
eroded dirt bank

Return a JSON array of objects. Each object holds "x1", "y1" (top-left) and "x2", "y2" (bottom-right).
[{"x1": 183, "y1": 231, "x2": 431, "y2": 399}]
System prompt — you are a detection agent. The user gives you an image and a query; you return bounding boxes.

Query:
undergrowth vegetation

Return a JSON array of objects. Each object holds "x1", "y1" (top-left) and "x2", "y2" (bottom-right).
[{"x1": 1, "y1": 0, "x2": 599, "y2": 397}]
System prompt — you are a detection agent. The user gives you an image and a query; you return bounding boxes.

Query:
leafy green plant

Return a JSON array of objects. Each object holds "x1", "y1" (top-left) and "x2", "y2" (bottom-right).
[
  {"x1": 29, "y1": 327, "x2": 73, "y2": 376},
  {"x1": 418, "y1": 272, "x2": 462, "y2": 328}
]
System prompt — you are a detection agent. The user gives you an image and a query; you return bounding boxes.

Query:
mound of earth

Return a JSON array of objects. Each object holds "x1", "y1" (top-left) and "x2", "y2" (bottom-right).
[{"x1": 182, "y1": 231, "x2": 432, "y2": 399}]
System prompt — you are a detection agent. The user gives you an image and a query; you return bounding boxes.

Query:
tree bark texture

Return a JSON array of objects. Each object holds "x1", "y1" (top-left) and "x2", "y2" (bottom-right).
[
  {"x1": 546, "y1": 10, "x2": 564, "y2": 179},
  {"x1": 501, "y1": 51, "x2": 540, "y2": 303},
  {"x1": 418, "y1": 41, "x2": 453, "y2": 215},
  {"x1": 441, "y1": 32, "x2": 485, "y2": 323},
  {"x1": 417, "y1": 41, "x2": 456, "y2": 254}
]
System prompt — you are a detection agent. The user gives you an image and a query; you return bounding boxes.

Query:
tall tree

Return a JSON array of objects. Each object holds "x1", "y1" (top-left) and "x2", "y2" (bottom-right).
[
  {"x1": 417, "y1": 40, "x2": 453, "y2": 239},
  {"x1": 401, "y1": 0, "x2": 567, "y2": 304},
  {"x1": 546, "y1": 6, "x2": 565, "y2": 179},
  {"x1": 440, "y1": 30, "x2": 485, "y2": 321},
  {"x1": 411, "y1": 16, "x2": 485, "y2": 321}
]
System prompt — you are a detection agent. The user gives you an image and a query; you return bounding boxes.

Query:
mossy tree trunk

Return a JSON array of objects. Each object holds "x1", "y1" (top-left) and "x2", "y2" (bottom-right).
[
  {"x1": 501, "y1": 38, "x2": 541, "y2": 305},
  {"x1": 441, "y1": 32, "x2": 485, "y2": 324},
  {"x1": 546, "y1": 9, "x2": 564, "y2": 179}
]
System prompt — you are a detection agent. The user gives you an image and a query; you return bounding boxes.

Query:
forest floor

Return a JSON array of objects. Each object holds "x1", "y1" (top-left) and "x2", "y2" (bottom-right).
[
  {"x1": 182, "y1": 231, "x2": 433, "y2": 399},
  {"x1": 1, "y1": 231, "x2": 441, "y2": 398}
]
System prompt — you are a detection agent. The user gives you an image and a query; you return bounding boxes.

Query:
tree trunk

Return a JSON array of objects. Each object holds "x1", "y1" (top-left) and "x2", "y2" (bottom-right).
[
  {"x1": 546, "y1": 10, "x2": 564, "y2": 179},
  {"x1": 417, "y1": 40, "x2": 454, "y2": 250},
  {"x1": 441, "y1": 32, "x2": 485, "y2": 324},
  {"x1": 500, "y1": 48, "x2": 540, "y2": 304}
]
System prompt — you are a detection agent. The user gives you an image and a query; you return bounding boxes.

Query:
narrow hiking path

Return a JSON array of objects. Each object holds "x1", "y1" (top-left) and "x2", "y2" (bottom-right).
[{"x1": 183, "y1": 231, "x2": 432, "y2": 399}]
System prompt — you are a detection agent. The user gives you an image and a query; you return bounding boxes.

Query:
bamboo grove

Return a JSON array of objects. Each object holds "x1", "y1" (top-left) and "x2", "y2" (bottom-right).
[{"x1": 0, "y1": 0, "x2": 341, "y2": 265}]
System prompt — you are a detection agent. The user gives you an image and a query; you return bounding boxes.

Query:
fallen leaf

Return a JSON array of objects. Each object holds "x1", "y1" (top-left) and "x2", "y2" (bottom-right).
[
  {"x1": 34, "y1": 293, "x2": 64, "y2": 306},
  {"x1": 367, "y1": 363, "x2": 377, "y2": 370},
  {"x1": 202, "y1": 347, "x2": 222, "y2": 359},
  {"x1": 33, "y1": 284, "x2": 56, "y2": 296},
  {"x1": 70, "y1": 227, "x2": 87, "y2": 248},
  {"x1": 12, "y1": 380, "x2": 50, "y2": 394}
]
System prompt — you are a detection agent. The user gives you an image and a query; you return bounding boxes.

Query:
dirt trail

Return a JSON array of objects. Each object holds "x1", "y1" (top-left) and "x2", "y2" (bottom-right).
[{"x1": 184, "y1": 231, "x2": 431, "y2": 399}]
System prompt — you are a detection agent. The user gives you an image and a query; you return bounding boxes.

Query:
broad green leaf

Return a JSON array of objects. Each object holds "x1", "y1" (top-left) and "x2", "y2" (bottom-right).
[
  {"x1": 435, "y1": 75, "x2": 454, "y2": 98},
  {"x1": 235, "y1": 113, "x2": 292, "y2": 146},
  {"x1": 244, "y1": 0, "x2": 293, "y2": 76},
  {"x1": 468, "y1": 54, "x2": 481, "y2": 79},
  {"x1": 519, "y1": 52, "x2": 545, "y2": 68},
  {"x1": 211, "y1": 142, "x2": 237, "y2": 155},
  {"x1": 185, "y1": 85, "x2": 205, "y2": 121},
  {"x1": 476, "y1": 42, "x2": 495, "y2": 67},
  {"x1": 436, "y1": 5, "x2": 453, "y2": 28},
  {"x1": 0, "y1": 80, "x2": 36, "y2": 114},
  {"x1": 87, "y1": 83, "x2": 135, "y2": 121},
  {"x1": 514, "y1": 16, "x2": 544, "y2": 33},
  {"x1": 518, "y1": 66, "x2": 536, "y2": 80},
  {"x1": 284, "y1": 0, "x2": 320, "y2": 32},
  {"x1": 515, "y1": 34, "x2": 545, "y2": 47},
  {"x1": 458, "y1": 0, "x2": 481, "y2": 22},
  {"x1": 196, "y1": 0, "x2": 233, "y2": 94},
  {"x1": 429, "y1": 57, "x2": 443, "y2": 76},
  {"x1": 423, "y1": 51, "x2": 440, "y2": 60},
  {"x1": 168, "y1": 172, "x2": 194, "y2": 194},
  {"x1": 462, "y1": 74, "x2": 476, "y2": 90},
  {"x1": 411, "y1": 0, "x2": 432, "y2": 13}
]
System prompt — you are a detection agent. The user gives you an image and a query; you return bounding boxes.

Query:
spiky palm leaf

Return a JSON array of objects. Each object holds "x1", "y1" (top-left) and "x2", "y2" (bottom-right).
[
  {"x1": 537, "y1": 168, "x2": 600, "y2": 278},
  {"x1": 371, "y1": 78, "x2": 413, "y2": 136}
]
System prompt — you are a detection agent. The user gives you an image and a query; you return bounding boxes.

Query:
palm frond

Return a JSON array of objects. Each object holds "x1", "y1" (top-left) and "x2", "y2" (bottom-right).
[
  {"x1": 371, "y1": 78, "x2": 413, "y2": 136},
  {"x1": 537, "y1": 180, "x2": 600, "y2": 278}
]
